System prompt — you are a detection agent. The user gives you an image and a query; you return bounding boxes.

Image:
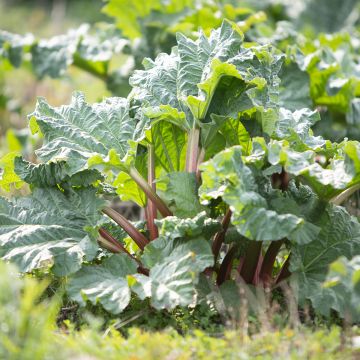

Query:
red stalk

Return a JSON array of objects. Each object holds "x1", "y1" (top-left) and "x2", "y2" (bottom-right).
[
  {"x1": 217, "y1": 246, "x2": 237, "y2": 286},
  {"x1": 99, "y1": 228, "x2": 138, "y2": 261},
  {"x1": 259, "y1": 240, "x2": 284, "y2": 287},
  {"x1": 196, "y1": 147, "x2": 205, "y2": 182},
  {"x1": 185, "y1": 127, "x2": 200, "y2": 173},
  {"x1": 129, "y1": 167, "x2": 172, "y2": 217},
  {"x1": 239, "y1": 241, "x2": 262, "y2": 284},
  {"x1": 212, "y1": 209, "x2": 232, "y2": 261},
  {"x1": 99, "y1": 228, "x2": 149, "y2": 275},
  {"x1": 98, "y1": 236, "x2": 122, "y2": 253},
  {"x1": 253, "y1": 254, "x2": 263, "y2": 286},
  {"x1": 146, "y1": 144, "x2": 158, "y2": 240},
  {"x1": 103, "y1": 207, "x2": 149, "y2": 250}
]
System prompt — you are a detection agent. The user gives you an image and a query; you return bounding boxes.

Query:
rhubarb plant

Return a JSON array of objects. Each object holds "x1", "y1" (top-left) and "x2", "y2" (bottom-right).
[{"x1": 1, "y1": 20, "x2": 360, "y2": 319}]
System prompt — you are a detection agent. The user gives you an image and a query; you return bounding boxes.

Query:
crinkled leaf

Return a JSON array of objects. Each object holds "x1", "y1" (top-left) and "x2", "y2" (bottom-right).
[
  {"x1": 142, "y1": 212, "x2": 218, "y2": 268},
  {"x1": 29, "y1": 92, "x2": 135, "y2": 177},
  {"x1": 14, "y1": 157, "x2": 102, "y2": 188},
  {"x1": 290, "y1": 206, "x2": 360, "y2": 317},
  {"x1": 268, "y1": 140, "x2": 360, "y2": 199},
  {"x1": 0, "y1": 187, "x2": 104, "y2": 275},
  {"x1": 158, "y1": 172, "x2": 205, "y2": 218},
  {"x1": 200, "y1": 146, "x2": 320, "y2": 242},
  {"x1": 155, "y1": 212, "x2": 220, "y2": 242},
  {"x1": 272, "y1": 108, "x2": 325, "y2": 150},
  {"x1": 132, "y1": 239, "x2": 213, "y2": 310},
  {"x1": 322, "y1": 256, "x2": 360, "y2": 321},
  {"x1": 130, "y1": 20, "x2": 283, "y2": 130},
  {"x1": 67, "y1": 255, "x2": 137, "y2": 314}
]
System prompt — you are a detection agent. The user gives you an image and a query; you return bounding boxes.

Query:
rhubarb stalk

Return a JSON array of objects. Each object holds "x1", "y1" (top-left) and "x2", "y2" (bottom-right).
[
  {"x1": 129, "y1": 166, "x2": 172, "y2": 217},
  {"x1": 146, "y1": 144, "x2": 158, "y2": 240},
  {"x1": 186, "y1": 127, "x2": 200, "y2": 173},
  {"x1": 103, "y1": 207, "x2": 149, "y2": 250}
]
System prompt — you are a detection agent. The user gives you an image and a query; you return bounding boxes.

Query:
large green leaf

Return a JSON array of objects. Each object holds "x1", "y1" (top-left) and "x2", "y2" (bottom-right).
[
  {"x1": 130, "y1": 20, "x2": 283, "y2": 130},
  {"x1": 268, "y1": 139, "x2": 360, "y2": 199},
  {"x1": 290, "y1": 205, "x2": 360, "y2": 317},
  {"x1": 158, "y1": 172, "x2": 205, "y2": 218},
  {"x1": 278, "y1": 61, "x2": 312, "y2": 111},
  {"x1": 67, "y1": 255, "x2": 137, "y2": 314},
  {"x1": 322, "y1": 256, "x2": 360, "y2": 321},
  {"x1": 132, "y1": 248, "x2": 210, "y2": 310},
  {"x1": 29, "y1": 92, "x2": 135, "y2": 177},
  {"x1": 272, "y1": 108, "x2": 324, "y2": 150},
  {"x1": 130, "y1": 49, "x2": 180, "y2": 110},
  {"x1": 103, "y1": 0, "x2": 193, "y2": 40},
  {"x1": 0, "y1": 30, "x2": 33, "y2": 67},
  {"x1": 200, "y1": 146, "x2": 320, "y2": 242},
  {"x1": 68, "y1": 213, "x2": 216, "y2": 313},
  {"x1": 1, "y1": 25, "x2": 127, "y2": 80},
  {"x1": 0, "y1": 187, "x2": 104, "y2": 275},
  {"x1": 14, "y1": 157, "x2": 102, "y2": 188},
  {"x1": 131, "y1": 213, "x2": 216, "y2": 309}
]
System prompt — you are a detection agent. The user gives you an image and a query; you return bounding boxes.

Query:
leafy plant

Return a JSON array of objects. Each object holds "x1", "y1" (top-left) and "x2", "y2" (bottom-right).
[
  {"x1": 322, "y1": 255, "x2": 360, "y2": 322},
  {"x1": 2, "y1": 18, "x2": 360, "y2": 322}
]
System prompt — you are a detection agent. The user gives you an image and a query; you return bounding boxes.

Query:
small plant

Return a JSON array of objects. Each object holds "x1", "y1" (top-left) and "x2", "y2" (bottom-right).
[{"x1": 1, "y1": 19, "x2": 360, "y2": 321}]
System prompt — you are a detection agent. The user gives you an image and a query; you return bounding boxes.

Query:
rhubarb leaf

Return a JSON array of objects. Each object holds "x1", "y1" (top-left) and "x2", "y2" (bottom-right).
[
  {"x1": 290, "y1": 206, "x2": 360, "y2": 317},
  {"x1": 132, "y1": 248, "x2": 208, "y2": 310},
  {"x1": 0, "y1": 187, "x2": 104, "y2": 275},
  {"x1": 132, "y1": 213, "x2": 215, "y2": 309},
  {"x1": 158, "y1": 172, "x2": 205, "y2": 218},
  {"x1": 200, "y1": 146, "x2": 320, "y2": 242},
  {"x1": 67, "y1": 254, "x2": 137, "y2": 314},
  {"x1": 14, "y1": 157, "x2": 102, "y2": 188},
  {"x1": 29, "y1": 92, "x2": 135, "y2": 177},
  {"x1": 322, "y1": 256, "x2": 360, "y2": 321}
]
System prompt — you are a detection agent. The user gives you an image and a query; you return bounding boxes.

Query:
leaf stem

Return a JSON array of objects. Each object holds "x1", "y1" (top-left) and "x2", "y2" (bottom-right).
[
  {"x1": 217, "y1": 245, "x2": 237, "y2": 286},
  {"x1": 196, "y1": 147, "x2": 205, "y2": 182},
  {"x1": 146, "y1": 144, "x2": 158, "y2": 240},
  {"x1": 259, "y1": 240, "x2": 284, "y2": 287},
  {"x1": 99, "y1": 228, "x2": 138, "y2": 262},
  {"x1": 240, "y1": 241, "x2": 262, "y2": 284},
  {"x1": 72, "y1": 54, "x2": 108, "y2": 82},
  {"x1": 98, "y1": 235, "x2": 123, "y2": 253},
  {"x1": 129, "y1": 166, "x2": 172, "y2": 217},
  {"x1": 102, "y1": 207, "x2": 149, "y2": 250},
  {"x1": 275, "y1": 254, "x2": 291, "y2": 284},
  {"x1": 186, "y1": 127, "x2": 200, "y2": 173},
  {"x1": 330, "y1": 183, "x2": 360, "y2": 205},
  {"x1": 99, "y1": 228, "x2": 149, "y2": 275},
  {"x1": 212, "y1": 209, "x2": 232, "y2": 261}
]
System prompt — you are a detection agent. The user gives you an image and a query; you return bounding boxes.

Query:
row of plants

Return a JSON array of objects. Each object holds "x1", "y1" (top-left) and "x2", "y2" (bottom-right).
[{"x1": 1, "y1": 0, "x2": 360, "y2": 337}]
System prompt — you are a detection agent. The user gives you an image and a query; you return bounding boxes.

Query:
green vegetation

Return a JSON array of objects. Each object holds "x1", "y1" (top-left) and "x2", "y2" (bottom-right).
[
  {"x1": 1, "y1": 0, "x2": 360, "y2": 357},
  {"x1": 1, "y1": 260, "x2": 359, "y2": 359}
]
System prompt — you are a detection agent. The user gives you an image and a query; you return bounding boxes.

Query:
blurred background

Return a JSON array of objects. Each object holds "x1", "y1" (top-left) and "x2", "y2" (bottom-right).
[{"x1": 0, "y1": 0, "x2": 110, "y2": 147}]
